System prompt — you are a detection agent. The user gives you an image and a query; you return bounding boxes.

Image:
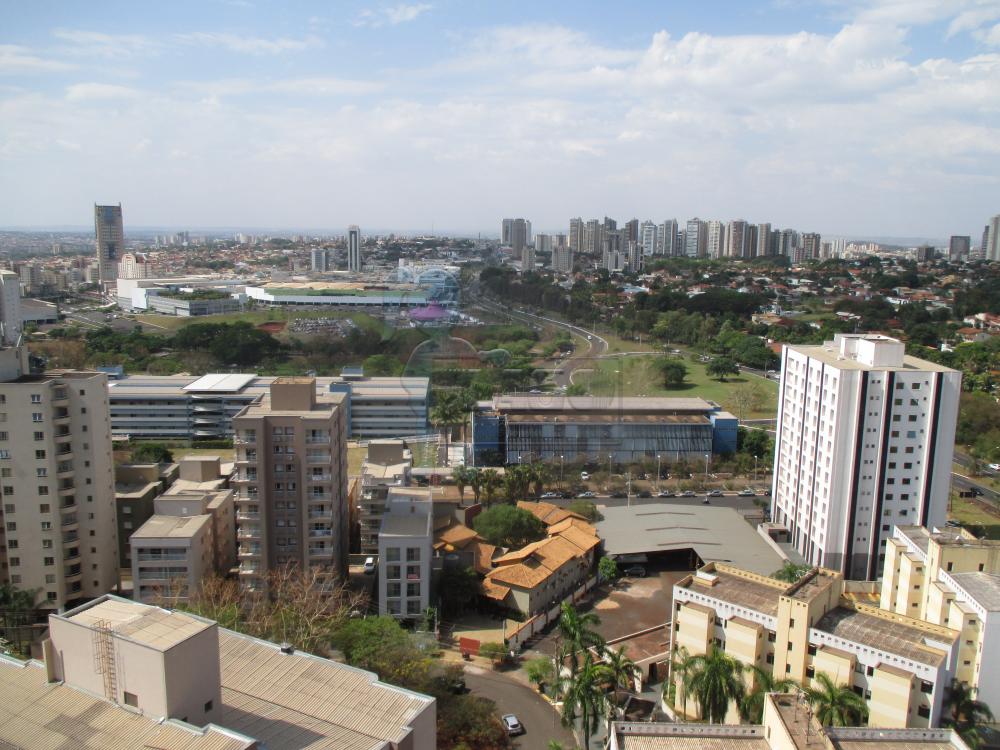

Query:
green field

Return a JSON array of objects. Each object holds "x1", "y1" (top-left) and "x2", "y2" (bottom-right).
[
  {"x1": 575, "y1": 354, "x2": 778, "y2": 419},
  {"x1": 949, "y1": 494, "x2": 1000, "y2": 539},
  {"x1": 133, "y1": 309, "x2": 385, "y2": 335}
]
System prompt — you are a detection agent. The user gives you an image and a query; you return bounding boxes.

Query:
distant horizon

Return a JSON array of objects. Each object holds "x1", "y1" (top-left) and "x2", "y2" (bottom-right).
[
  {"x1": 1, "y1": 1, "x2": 997, "y2": 236},
  {"x1": 0, "y1": 223, "x2": 961, "y2": 247}
]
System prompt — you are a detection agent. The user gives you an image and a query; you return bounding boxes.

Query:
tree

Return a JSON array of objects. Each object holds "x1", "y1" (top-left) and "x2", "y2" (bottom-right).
[
  {"x1": 473, "y1": 505, "x2": 546, "y2": 548},
  {"x1": 707, "y1": 357, "x2": 739, "y2": 382},
  {"x1": 437, "y1": 692, "x2": 513, "y2": 749},
  {"x1": 430, "y1": 393, "x2": 465, "y2": 466},
  {"x1": 656, "y1": 358, "x2": 689, "y2": 388},
  {"x1": 481, "y1": 469, "x2": 501, "y2": 506},
  {"x1": 740, "y1": 665, "x2": 796, "y2": 723},
  {"x1": 943, "y1": 679, "x2": 994, "y2": 750},
  {"x1": 729, "y1": 382, "x2": 766, "y2": 421},
  {"x1": 502, "y1": 464, "x2": 532, "y2": 502},
  {"x1": 526, "y1": 656, "x2": 555, "y2": 693},
  {"x1": 598, "y1": 556, "x2": 619, "y2": 582},
  {"x1": 176, "y1": 568, "x2": 367, "y2": 658},
  {"x1": 686, "y1": 646, "x2": 746, "y2": 724},
  {"x1": 771, "y1": 562, "x2": 812, "y2": 583},
  {"x1": 602, "y1": 646, "x2": 638, "y2": 715},
  {"x1": 668, "y1": 646, "x2": 698, "y2": 718},
  {"x1": 558, "y1": 602, "x2": 606, "y2": 679},
  {"x1": 363, "y1": 353, "x2": 404, "y2": 376},
  {"x1": 479, "y1": 641, "x2": 507, "y2": 665},
  {"x1": 806, "y1": 671, "x2": 869, "y2": 727},
  {"x1": 561, "y1": 654, "x2": 609, "y2": 748},
  {"x1": 131, "y1": 442, "x2": 174, "y2": 464},
  {"x1": 567, "y1": 500, "x2": 601, "y2": 522},
  {"x1": 468, "y1": 467, "x2": 484, "y2": 504},
  {"x1": 529, "y1": 462, "x2": 551, "y2": 498},
  {"x1": 452, "y1": 464, "x2": 471, "y2": 504}
]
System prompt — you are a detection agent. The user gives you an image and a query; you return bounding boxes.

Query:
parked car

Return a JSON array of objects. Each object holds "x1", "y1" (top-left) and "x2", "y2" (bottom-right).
[
  {"x1": 540, "y1": 492, "x2": 560, "y2": 499},
  {"x1": 580, "y1": 471, "x2": 590, "y2": 481},
  {"x1": 624, "y1": 565, "x2": 647, "y2": 578},
  {"x1": 680, "y1": 490, "x2": 696, "y2": 497},
  {"x1": 761, "y1": 488, "x2": 772, "y2": 496},
  {"x1": 989, "y1": 463, "x2": 1000, "y2": 471},
  {"x1": 610, "y1": 490, "x2": 627, "y2": 498},
  {"x1": 560, "y1": 490, "x2": 576, "y2": 499},
  {"x1": 738, "y1": 489, "x2": 756, "y2": 497},
  {"x1": 578, "y1": 490, "x2": 597, "y2": 498},
  {"x1": 657, "y1": 490, "x2": 675, "y2": 497},
  {"x1": 363, "y1": 557, "x2": 376, "y2": 574},
  {"x1": 637, "y1": 489, "x2": 652, "y2": 498},
  {"x1": 502, "y1": 715, "x2": 524, "y2": 736},
  {"x1": 708, "y1": 489, "x2": 724, "y2": 497}
]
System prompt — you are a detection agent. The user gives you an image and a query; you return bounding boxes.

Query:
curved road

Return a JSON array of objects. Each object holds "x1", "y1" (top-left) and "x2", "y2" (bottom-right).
[{"x1": 464, "y1": 666, "x2": 576, "y2": 750}]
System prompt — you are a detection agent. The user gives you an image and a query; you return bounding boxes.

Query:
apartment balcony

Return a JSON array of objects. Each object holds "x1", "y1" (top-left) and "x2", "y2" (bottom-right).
[
  {"x1": 308, "y1": 546, "x2": 333, "y2": 558},
  {"x1": 305, "y1": 437, "x2": 330, "y2": 445},
  {"x1": 307, "y1": 455, "x2": 329, "y2": 464},
  {"x1": 52, "y1": 392, "x2": 69, "y2": 406},
  {"x1": 55, "y1": 446, "x2": 73, "y2": 459},
  {"x1": 237, "y1": 527, "x2": 262, "y2": 540},
  {"x1": 239, "y1": 563, "x2": 263, "y2": 575},
  {"x1": 57, "y1": 467, "x2": 74, "y2": 480},
  {"x1": 61, "y1": 514, "x2": 79, "y2": 531},
  {"x1": 308, "y1": 474, "x2": 332, "y2": 482},
  {"x1": 62, "y1": 532, "x2": 79, "y2": 547},
  {"x1": 53, "y1": 414, "x2": 71, "y2": 427},
  {"x1": 308, "y1": 528, "x2": 333, "y2": 539},
  {"x1": 308, "y1": 510, "x2": 330, "y2": 519},
  {"x1": 236, "y1": 511, "x2": 260, "y2": 521},
  {"x1": 234, "y1": 437, "x2": 256, "y2": 446},
  {"x1": 193, "y1": 404, "x2": 222, "y2": 413},
  {"x1": 239, "y1": 546, "x2": 262, "y2": 558},
  {"x1": 58, "y1": 485, "x2": 75, "y2": 497},
  {"x1": 64, "y1": 565, "x2": 83, "y2": 583},
  {"x1": 60, "y1": 499, "x2": 77, "y2": 511},
  {"x1": 307, "y1": 493, "x2": 332, "y2": 503},
  {"x1": 235, "y1": 455, "x2": 257, "y2": 466},
  {"x1": 64, "y1": 549, "x2": 81, "y2": 562},
  {"x1": 136, "y1": 553, "x2": 187, "y2": 562}
]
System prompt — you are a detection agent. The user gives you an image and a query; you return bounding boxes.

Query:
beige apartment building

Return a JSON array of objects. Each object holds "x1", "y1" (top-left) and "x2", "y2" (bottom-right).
[
  {"x1": 0, "y1": 346, "x2": 119, "y2": 611},
  {"x1": 232, "y1": 377, "x2": 348, "y2": 591},
  {"x1": 359, "y1": 439, "x2": 413, "y2": 556},
  {"x1": 130, "y1": 514, "x2": 214, "y2": 605},
  {"x1": 671, "y1": 562, "x2": 959, "y2": 728},
  {"x1": 2, "y1": 595, "x2": 436, "y2": 748}
]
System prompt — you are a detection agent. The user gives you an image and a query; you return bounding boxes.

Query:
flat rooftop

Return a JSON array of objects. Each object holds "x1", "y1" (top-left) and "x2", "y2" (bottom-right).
[
  {"x1": 788, "y1": 343, "x2": 957, "y2": 373},
  {"x1": 132, "y1": 514, "x2": 211, "y2": 540},
  {"x1": 491, "y1": 395, "x2": 718, "y2": 413},
  {"x1": 683, "y1": 568, "x2": 787, "y2": 617},
  {"x1": 814, "y1": 607, "x2": 953, "y2": 667},
  {"x1": 950, "y1": 572, "x2": 1000, "y2": 611},
  {"x1": 65, "y1": 599, "x2": 213, "y2": 652},
  {"x1": 109, "y1": 373, "x2": 429, "y2": 399},
  {"x1": 597, "y1": 504, "x2": 784, "y2": 576},
  {"x1": 183, "y1": 373, "x2": 256, "y2": 392},
  {"x1": 0, "y1": 657, "x2": 254, "y2": 750}
]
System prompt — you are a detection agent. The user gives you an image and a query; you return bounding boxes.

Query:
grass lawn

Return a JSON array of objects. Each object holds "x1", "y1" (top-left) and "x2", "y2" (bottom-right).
[
  {"x1": 576, "y1": 354, "x2": 778, "y2": 419},
  {"x1": 171, "y1": 446, "x2": 235, "y2": 462},
  {"x1": 601, "y1": 332, "x2": 659, "y2": 355},
  {"x1": 954, "y1": 462, "x2": 1000, "y2": 492},
  {"x1": 949, "y1": 493, "x2": 1000, "y2": 539}
]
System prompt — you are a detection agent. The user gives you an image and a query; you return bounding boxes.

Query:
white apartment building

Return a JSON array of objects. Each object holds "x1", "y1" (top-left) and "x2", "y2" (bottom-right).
[
  {"x1": 771, "y1": 334, "x2": 961, "y2": 579},
  {"x1": 348, "y1": 225, "x2": 362, "y2": 272},
  {"x1": 0, "y1": 271, "x2": 21, "y2": 346},
  {"x1": 640, "y1": 221, "x2": 658, "y2": 256},
  {"x1": 359, "y1": 440, "x2": 413, "y2": 556},
  {"x1": 707, "y1": 220, "x2": 725, "y2": 258},
  {"x1": 377, "y1": 489, "x2": 432, "y2": 620},
  {"x1": 0, "y1": 352, "x2": 119, "y2": 610},
  {"x1": 232, "y1": 377, "x2": 349, "y2": 592}
]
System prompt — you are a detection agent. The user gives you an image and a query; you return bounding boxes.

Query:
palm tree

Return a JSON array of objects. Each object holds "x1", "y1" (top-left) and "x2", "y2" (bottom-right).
[
  {"x1": 667, "y1": 645, "x2": 698, "y2": 719},
  {"x1": 686, "y1": 646, "x2": 746, "y2": 724},
  {"x1": 740, "y1": 665, "x2": 796, "y2": 723},
  {"x1": 467, "y1": 467, "x2": 483, "y2": 505},
  {"x1": 806, "y1": 671, "x2": 869, "y2": 727},
  {"x1": 530, "y1": 462, "x2": 552, "y2": 498},
  {"x1": 481, "y1": 469, "x2": 500, "y2": 506},
  {"x1": 561, "y1": 654, "x2": 609, "y2": 749},
  {"x1": 503, "y1": 463, "x2": 532, "y2": 503},
  {"x1": 942, "y1": 679, "x2": 994, "y2": 750},
  {"x1": 558, "y1": 602, "x2": 606, "y2": 679},
  {"x1": 452, "y1": 464, "x2": 470, "y2": 504},
  {"x1": 602, "y1": 646, "x2": 638, "y2": 718},
  {"x1": 430, "y1": 393, "x2": 463, "y2": 466}
]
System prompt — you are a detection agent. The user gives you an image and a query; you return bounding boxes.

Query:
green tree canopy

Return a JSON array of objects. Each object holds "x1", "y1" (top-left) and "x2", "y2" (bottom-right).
[
  {"x1": 473, "y1": 505, "x2": 546, "y2": 548},
  {"x1": 707, "y1": 357, "x2": 740, "y2": 381},
  {"x1": 132, "y1": 442, "x2": 174, "y2": 464},
  {"x1": 656, "y1": 358, "x2": 689, "y2": 388},
  {"x1": 806, "y1": 672, "x2": 869, "y2": 727}
]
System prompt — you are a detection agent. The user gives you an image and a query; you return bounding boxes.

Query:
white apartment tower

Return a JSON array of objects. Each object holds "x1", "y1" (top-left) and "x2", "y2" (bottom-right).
[
  {"x1": 986, "y1": 214, "x2": 1000, "y2": 261},
  {"x1": 684, "y1": 219, "x2": 707, "y2": 257},
  {"x1": 771, "y1": 334, "x2": 961, "y2": 579},
  {"x1": 640, "y1": 221, "x2": 658, "y2": 256},
  {"x1": 726, "y1": 219, "x2": 747, "y2": 257},
  {"x1": 232, "y1": 377, "x2": 349, "y2": 591},
  {"x1": 706, "y1": 221, "x2": 725, "y2": 258},
  {"x1": 659, "y1": 219, "x2": 679, "y2": 256},
  {"x1": 0, "y1": 271, "x2": 21, "y2": 346},
  {"x1": 347, "y1": 225, "x2": 362, "y2": 272},
  {"x1": 0, "y1": 353, "x2": 119, "y2": 610}
]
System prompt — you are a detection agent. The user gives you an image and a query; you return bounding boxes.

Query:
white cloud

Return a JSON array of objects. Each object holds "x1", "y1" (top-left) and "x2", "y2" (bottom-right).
[
  {"x1": 174, "y1": 76, "x2": 383, "y2": 98},
  {"x1": 52, "y1": 29, "x2": 160, "y2": 58},
  {"x1": 354, "y1": 4, "x2": 433, "y2": 28},
  {"x1": 0, "y1": 44, "x2": 75, "y2": 74},
  {"x1": 175, "y1": 32, "x2": 322, "y2": 55},
  {"x1": 65, "y1": 83, "x2": 140, "y2": 101}
]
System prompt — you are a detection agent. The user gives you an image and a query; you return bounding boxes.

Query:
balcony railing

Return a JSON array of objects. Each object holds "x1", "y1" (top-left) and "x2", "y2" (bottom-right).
[
  {"x1": 308, "y1": 529, "x2": 332, "y2": 538},
  {"x1": 309, "y1": 474, "x2": 332, "y2": 482},
  {"x1": 236, "y1": 511, "x2": 260, "y2": 521},
  {"x1": 137, "y1": 553, "x2": 187, "y2": 562}
]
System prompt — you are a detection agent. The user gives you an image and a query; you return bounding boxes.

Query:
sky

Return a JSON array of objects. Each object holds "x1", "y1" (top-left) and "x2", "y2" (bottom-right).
[{"x1": 1, "y1": 0, "x2": 999, "y2": 238}]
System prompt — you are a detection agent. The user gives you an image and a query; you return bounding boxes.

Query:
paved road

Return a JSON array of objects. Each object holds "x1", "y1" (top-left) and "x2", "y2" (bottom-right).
[
  {"x1": 953, "y1": 472, "x2": 1000, "y2": 503},
  {"x1": 475, "y1": 297, "x2": 609, "y2": 388},
  {"x1": 464, "y1": 666, "x2": 576, "y2": 750}
]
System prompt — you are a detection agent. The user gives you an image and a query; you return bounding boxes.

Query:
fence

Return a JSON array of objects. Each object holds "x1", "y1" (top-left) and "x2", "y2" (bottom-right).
[{"x1": 505, "y1": 576, "x2": 599, "y2": 651}]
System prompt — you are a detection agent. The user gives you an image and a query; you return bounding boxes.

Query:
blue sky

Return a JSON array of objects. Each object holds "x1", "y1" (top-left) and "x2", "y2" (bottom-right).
[{"x1": 1, "y1": 1, "x2": 999, "y2": 238}]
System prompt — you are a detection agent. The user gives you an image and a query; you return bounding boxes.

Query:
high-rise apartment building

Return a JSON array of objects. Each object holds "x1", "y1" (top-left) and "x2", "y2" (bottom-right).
[
  {"x1": 232, "y1": 377, "x2": 349, "y2": 591},
  {"x1": 684, "y1": 218, "x2": 707, "y2": 257},
  {"x1": 706, "y1": 220, "x2": 725, "y2": 258},
  {"x1": 948, "y1": 235, "x2": 970, "y2": 261},
  {"x1": 509, "y1": 218, "x2": 528, "y2": 255},
  {"x1": 583, "y1": 219, "x2": 601, "y2": 255},
  {"x1": 0, "y1": 347, "x2": 119, "y2": 610},
  {"x1": 310, "y1": 247, "x2": 329, "y2": 272},
  {"x1": 94, "y1": 203, "x2": 124, "y2": 284},
  {"x1": 725, "y1": 220, "x2": 747, "y2": 257},
  {"x1": 347, "y1": 226, "x2": 362, "y2": 272},
  {"x1": 521, "y1": 245, "x2": 535, "y2": 271},
  {"x1": 0, "y1": 271, "x2": 21, "y2": 346},
  {"x1": 500, "y1": 218, "x2": 513, "y2": 245},
  {"x1": 658, "y1": 219, "x2": 679, "y2": 256},
  {"x1": 639, "y1": 221, "x2": 657, "y2": 256},
  {"x1": 623, "y1": 218, "x2": 639, "y2": 244},
  {"x1": 771, "y1": 334, "x2": 961, "y2": 579},
  {"x1": 802, "y1": 232, "x2": 822, "y2": 261},
  {"x1": 552, "y1": 244, "x2": 574, "y2": 274},
  {"x1": 534, "y1": 233, "x2": 552, "y2": 254},
  {"x1": 756, "y1": 223, "x2": 771, "y2": 256},
  {"x1": 568, "y1": 217, "x2": 583, "y2": 251},
  {"x1": 985, "y1": 214, "x2": 1000, "y2": 261}
]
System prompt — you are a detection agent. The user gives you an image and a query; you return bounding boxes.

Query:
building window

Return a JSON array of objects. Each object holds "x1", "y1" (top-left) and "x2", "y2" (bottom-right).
[
  {"x1": 30, "y1": 394, "x2": 41, "y2": 404},
  {"x1": 920, "y1": 680, "x2": 933, "y2": 694},
  {"x1": 124, "y1": 692, "x2": 139, "y2": 708},
  {"x1": 406, "y1": 548, "x2": 420, "y2": 562},
  {"x1": 918, "y1": 705, "x2": 930, "y2": 719},
  {"x1": 386, "y1": 565, "x2": 401, "y2": 580},
  {"x1": 386, "y1": 548, "x2": 400, "y2": 562},
  {"x1": 204, "y1": 700, "x2": 213, "y2": 712}
]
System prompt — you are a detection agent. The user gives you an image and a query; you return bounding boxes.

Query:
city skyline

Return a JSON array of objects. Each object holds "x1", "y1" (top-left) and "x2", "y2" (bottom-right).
[{"x1": 1, "y1": 1, "x2": 999, "y2": 235}]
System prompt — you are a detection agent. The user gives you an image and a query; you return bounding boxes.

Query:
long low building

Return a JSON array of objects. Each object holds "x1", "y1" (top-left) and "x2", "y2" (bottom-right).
[
  {"x1": 245, "y1": 282, "x2": 434, "y2": 308},
  {"x1": 108, "y1": 369, "x2": 429, "y2": 439},
  {"x1": 472, "y1": 395, "x2": 737, "y2": 464}
]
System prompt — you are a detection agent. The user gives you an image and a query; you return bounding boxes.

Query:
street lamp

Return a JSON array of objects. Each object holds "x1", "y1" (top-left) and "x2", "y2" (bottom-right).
[
  {"x1": 560, "y1": 454, "x2": 565, "y2": 485},
  {"x1": 657, "y1": 454, "x2": 662, "y2": 490},
  {"x1": 704, "y1": 453, "x2": 710, "y2": 488}
]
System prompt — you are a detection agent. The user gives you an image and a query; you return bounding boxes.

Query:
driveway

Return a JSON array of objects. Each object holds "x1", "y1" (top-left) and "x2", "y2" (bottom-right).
[{"x1": 464, "y1": 666, "x2": 576, "y2": 750}]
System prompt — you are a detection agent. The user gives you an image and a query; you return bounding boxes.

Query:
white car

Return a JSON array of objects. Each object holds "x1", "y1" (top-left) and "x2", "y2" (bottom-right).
[
  {"x1": 363, "y1": 557, "x2": 376, "y2": 574},
  {"x1": 988, "y1": 463, "x2": 1000, "y2": 472}
]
